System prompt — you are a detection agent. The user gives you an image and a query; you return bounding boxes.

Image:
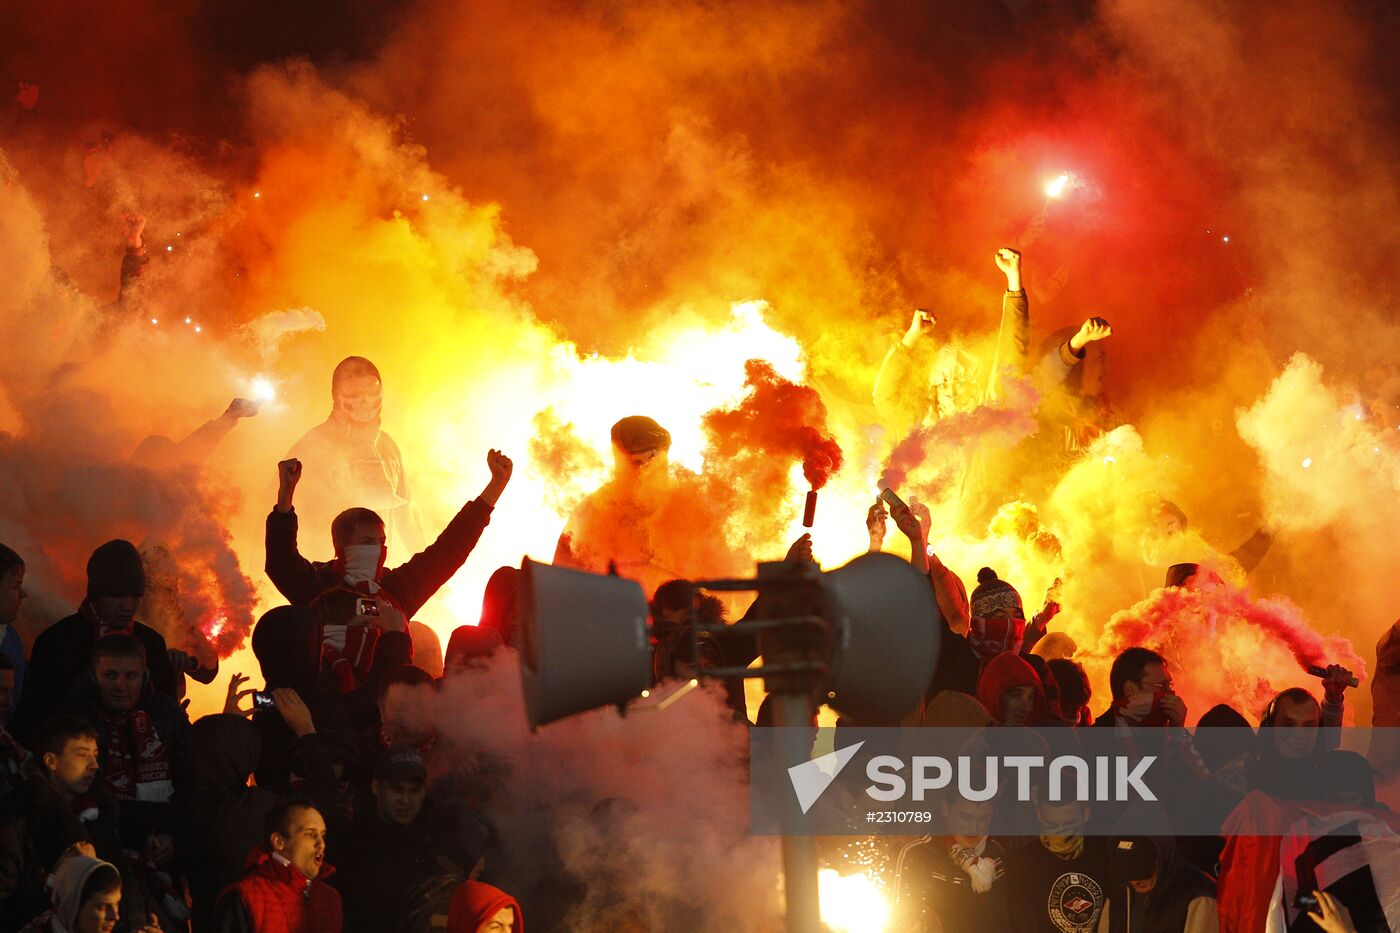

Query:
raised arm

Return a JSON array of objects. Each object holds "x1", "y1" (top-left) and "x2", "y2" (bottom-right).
[
  {"x1": 383, "y1": 450, "x2": 512, "y2": 617},
  {"x1": 985, "y1": 249, "x2": 1029, "y2": 401},
  {"x1": 874, "y1": 308, "x2": 937, "y2": 430},
  {"x1": 1036, "y1": 316, "x2": 1112, "y2": 391},
  {"x1": 265, "y1": 458, "x2": 323, "y2": 605}
]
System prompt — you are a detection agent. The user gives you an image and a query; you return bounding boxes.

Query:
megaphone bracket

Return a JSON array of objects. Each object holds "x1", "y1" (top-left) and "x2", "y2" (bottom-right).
[{"x1": 691, "y1": 614, "x2": 831, "y2": 689}]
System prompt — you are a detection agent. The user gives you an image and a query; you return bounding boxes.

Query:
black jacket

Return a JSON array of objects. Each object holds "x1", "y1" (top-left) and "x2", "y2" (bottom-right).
[
  {"x1": 1122, "y1": 836, "x2": 1217, "y2": 933},
  {"x1": 11, "y1": 613, "x2": 176, "y2": 746},
  {"x1": 0, "y1": 765, "x2": 149, "y2": 933},
  {"x1": 333, "y1": 807, "x2": 449, "y2": 933},
  {"x1": 264, "y1": 499, "x2": 493, "y2": 619}
]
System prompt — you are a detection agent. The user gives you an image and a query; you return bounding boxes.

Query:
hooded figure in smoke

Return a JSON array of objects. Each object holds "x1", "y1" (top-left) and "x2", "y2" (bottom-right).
[
  {"x1": 288, "y1": 356, "x2": 426, "y2": 555},
  {"x1": 553, "y1": 416, "x2": 711, "y2": 596}
]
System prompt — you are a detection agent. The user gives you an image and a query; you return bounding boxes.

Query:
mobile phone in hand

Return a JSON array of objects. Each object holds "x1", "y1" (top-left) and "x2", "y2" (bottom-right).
[
  {"x1": 252, "y1": 691, "x2": 277, "y2": 710},
  {"x1": 356, "y1": 597, "x2": 380, "y2": 617}
]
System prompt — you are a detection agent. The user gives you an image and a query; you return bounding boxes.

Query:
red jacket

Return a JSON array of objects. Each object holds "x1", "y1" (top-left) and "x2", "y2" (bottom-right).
[{"x1": 214, "y1": 846, "x2": 342, "y2": 933}]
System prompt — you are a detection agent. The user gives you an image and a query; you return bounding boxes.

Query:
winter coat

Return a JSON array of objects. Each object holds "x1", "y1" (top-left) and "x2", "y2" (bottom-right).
[
  {"x1": 213, "y1": 846, "x2": 341, "y2": 933},
  {"x1": 172, "y1": 715, "x2": 337, "y2": 933},
  {"x1": 892, "y1": 835, "x2": 1012, "y2": 933},
  {"x1": 264, "y1": 499, "x2": 493, "y2": 621},
  {"x1": 0, "y1": 765, "x2": 152, "y2": 933},
  {"x1": 62, "y1": 677, "x2": 189, "y2": 849},
  {"x1": 1122, "y1": 837, "x2": 1219, "y2": 933},
  {"x1": 332, "y1": 808, "x2": 446, "y2": 933},
  {"x1": 10, "y1": 614, "x2": 176, "y2": 747}
]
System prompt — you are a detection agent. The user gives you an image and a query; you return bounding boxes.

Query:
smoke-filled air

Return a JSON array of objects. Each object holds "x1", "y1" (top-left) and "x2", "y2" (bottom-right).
[{"x1": 2, "y1": 0, "x2": 1399, "y2": 929}]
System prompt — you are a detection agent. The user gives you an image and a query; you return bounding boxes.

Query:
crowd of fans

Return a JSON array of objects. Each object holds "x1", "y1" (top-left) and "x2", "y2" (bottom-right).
[{"x1": 0, "y1": 243, "x2": 1394, "y2": 933}]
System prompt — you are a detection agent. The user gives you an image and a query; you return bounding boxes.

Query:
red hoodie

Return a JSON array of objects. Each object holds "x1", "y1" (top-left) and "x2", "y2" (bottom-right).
[
  {"x1": 976, "y1": 653, "x2": 1046, "y2": 725},
  {"x1": 446, "y1": 880, "x2": 523, "y2": 933}
]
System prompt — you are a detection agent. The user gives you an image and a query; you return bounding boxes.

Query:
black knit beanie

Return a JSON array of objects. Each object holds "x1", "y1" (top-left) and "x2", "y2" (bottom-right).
[{"x1": 86, "y1": 540, "x2": 146, "y2": 600}]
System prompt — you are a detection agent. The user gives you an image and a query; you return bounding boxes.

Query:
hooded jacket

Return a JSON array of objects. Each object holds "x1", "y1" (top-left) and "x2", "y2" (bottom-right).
[
  {"x1": 172, "y1": 715, "x2": 337, "y2": 933},
  {"x1": 446, "y1": 881, "x2": 521, "y2": 933},
  {"x1": 976, "y1": 654, "x2": 1046, "y2": 726},
  {"x1": 1122, "y1": 837, "x2": 1218, "y2": 933},
  {"x1": 213, "y1": 845, "x2": 341, "y2": 933},
  {"x1": 0, "y1": 761, "x2": 156, "y2": 933},
  {"x1": 18, "y1": 854, "x2": 119, "y2": 933}
]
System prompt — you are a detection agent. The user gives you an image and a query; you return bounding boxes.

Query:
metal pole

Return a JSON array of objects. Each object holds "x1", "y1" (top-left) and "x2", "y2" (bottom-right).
[{"x1": 773, "y1": 689, "x2": 822, "y2": 933}]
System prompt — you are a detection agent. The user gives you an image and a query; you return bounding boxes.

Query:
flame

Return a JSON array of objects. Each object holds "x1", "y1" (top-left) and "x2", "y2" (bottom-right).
[
  {"x1": 1045, "y1": 172, "x2": 1072, "y2": 198},
  {"x1": 818, "y1": 869, "x2": 890, "y2": 933},
  {"x1": 249, "y1": 376, "x2": 278, "y2": 402}
]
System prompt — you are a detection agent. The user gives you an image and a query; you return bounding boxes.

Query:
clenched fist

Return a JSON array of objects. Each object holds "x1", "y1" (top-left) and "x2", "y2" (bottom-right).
[
  {"x1": 275, "y1": 458, "x2": 302, "y2": 513},
  {"x1": 994, "y1": 248, "x2": 1023, "y2": 291},
  {"x1": 1070, "y1": 317, "x2": 1112, "y2": 351},
  {"x1": 481, "y1": 449, "x2": 514, "y2": 506},
  {"x1": 902, "y1": 308, "x2": 937, "y2": 349}
]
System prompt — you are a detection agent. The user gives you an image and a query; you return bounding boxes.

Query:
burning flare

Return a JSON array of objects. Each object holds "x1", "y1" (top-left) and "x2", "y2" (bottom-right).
[{"x1": 818, "y1": 869, "x2": 890, "y2": 933}]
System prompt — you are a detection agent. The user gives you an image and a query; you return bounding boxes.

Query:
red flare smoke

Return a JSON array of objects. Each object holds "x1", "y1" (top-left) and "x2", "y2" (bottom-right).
[
  {"x1": 1093, "y1": 582, "x2": 1366, "y2": 722},
  {"x1": 879, "y1": 384, "x2": 1038, "y2": 494},
  {"x1": 703, "y1": 360, "x2": 843, "y2": 490}
]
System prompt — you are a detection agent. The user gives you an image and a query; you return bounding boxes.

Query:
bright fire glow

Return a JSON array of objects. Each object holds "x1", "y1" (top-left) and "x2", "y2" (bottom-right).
[
  {"x1": 250, "y1": 376, "x2": 278, "y2": 402},
  {"x1": 1045, "y1": 172, "x2": 1072, "y2": 198},
  {"x1": 818, "y1": 869, "x2": 890, "y2": 933},
  {"x1": 429, "y1": 299, "x2": 823, "y2": 631}
]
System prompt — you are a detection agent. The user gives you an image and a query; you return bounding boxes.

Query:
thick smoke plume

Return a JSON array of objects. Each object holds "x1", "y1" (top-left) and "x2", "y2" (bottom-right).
[
  {"x1": 436, "y1": 653, "x2": 780, "y2": 930},
  {"x1": 703, "y1": 359, "x2": 844, "y2": 491},
  {"x1": 0, "y1": 0, "x2": 1396, "y2": 738},
  {"x1": 1089, "y1": 582, "x2": 1367, "y2": 723}
]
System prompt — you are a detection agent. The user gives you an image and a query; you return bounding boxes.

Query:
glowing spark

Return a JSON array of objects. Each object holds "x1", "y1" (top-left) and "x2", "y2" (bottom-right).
[
  {"x1": 250, "y1": 377, "x2": 278, "y2": 402},
  {"x1": 1103, "y1": 455, "x2": 1117, "y2": 465},
  {"x1": 194, "y1": 325, "x2": 202, "y2": 333},
  {"x1": 818, "y1": 870, "x2": 890, "y2": 933},
  {"x1": 1045, "y1": 173, "x2": 1071, "y2": 198},
  {"x1": 657, "y1": 679, "x2": 700, "y2": 710},
  {"x1": 150, "y1": 318, "x2": 158, "y2": 325},
  {"x1": 184, "y1": 316, "x2": 192, "y2": 325},
  {"x1": 253, "y1": 191, "x2": 261, "y2": 199},
  {"x1": 641, "y1": 690, "x2": 651, "y2": 699},
  {"x1": 165, "y1": 245, "x2": 173, "y2": 252},
  {"x1": 1222, "y1": 235, "x2": 1230, "y2": 243},
  {"x1": 1301, "y1": 457, "x2": 1312, "y2": 469},
  {"x1": 421, "y1": 193, "x2": 430, "y2": 202}
]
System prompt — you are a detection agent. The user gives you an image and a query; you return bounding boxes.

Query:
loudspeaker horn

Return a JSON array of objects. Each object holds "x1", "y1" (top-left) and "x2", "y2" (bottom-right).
[{"x1": 517, "y1": 558, "x2": 652, "y2": 729}]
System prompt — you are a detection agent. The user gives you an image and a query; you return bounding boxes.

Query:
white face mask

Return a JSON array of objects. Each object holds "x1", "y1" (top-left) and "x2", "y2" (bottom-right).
[{"x1": 341, "y1": 544, "x2": 385, "y2": 587}]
